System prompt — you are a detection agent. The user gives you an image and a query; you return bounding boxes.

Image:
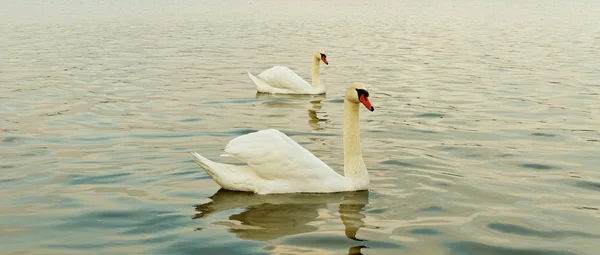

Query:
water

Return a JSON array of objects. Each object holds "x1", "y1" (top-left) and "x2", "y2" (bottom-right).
[{"x1": 1, "y1": 0, "x2": 600, "y2": 254}]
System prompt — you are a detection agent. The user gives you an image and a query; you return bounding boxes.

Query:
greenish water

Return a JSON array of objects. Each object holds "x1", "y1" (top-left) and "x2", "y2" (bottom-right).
[{"x1": 1, "y1": 0, "x2": 599, "y2": 254}]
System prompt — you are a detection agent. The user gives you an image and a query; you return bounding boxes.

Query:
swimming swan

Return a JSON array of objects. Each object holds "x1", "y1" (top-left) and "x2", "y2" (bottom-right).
[
  {"x1": 247, "y1": 49, "x2": 329, "y2": 94},
  {"x1": 191, "y1": 83, "x2": 375, "y2": 194}
]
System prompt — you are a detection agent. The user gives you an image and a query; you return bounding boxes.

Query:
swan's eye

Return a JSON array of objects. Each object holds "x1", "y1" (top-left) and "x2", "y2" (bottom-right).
[
  {"x1": 320, "y1": 53, "x2": 326, "y2": 58},
  {"x1": 355, "y1": 88, "x2": 369, "y2": 98}
]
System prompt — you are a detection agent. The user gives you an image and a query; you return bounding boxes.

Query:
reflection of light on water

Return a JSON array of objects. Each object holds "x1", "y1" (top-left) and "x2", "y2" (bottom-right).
[
  {"x1": 255, "y1": 92, "x2": 329, "y2": 131},
  {"x1": 264, "y1": 244, "x2": 368, "y2": 255},
  {"x1": 194, "y1": 189, "x2": 369, "y2": 251},
  {"x1": 3, "y1": 1, "x2": 599, "y2": 254},
  {"x1": 308, "y1": 99, "x2": 329, "y2": 130}
]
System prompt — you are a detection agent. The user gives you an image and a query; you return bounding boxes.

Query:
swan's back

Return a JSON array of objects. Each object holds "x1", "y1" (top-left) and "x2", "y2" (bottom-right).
[
  {"x1": 257, "y1": 66, "x2": 312, "y2": 91},
  {"x1": 224, "y1": 129, "x2": 344, "y2": 183}
]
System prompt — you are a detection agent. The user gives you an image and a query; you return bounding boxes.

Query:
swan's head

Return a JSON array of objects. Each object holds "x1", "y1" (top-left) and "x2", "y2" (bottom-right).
[
  {"x1": 314, "y1": 49, "x2": 328, "y2": 65},
  {"x1": 346, "y1": 83, "x2": 374, "y2": 112}
]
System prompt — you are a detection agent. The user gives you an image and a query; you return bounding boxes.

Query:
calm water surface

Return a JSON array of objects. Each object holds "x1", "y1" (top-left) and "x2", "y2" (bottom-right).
[{"x1": 1, "y1": 0, "x2": 600, "y2": 254}]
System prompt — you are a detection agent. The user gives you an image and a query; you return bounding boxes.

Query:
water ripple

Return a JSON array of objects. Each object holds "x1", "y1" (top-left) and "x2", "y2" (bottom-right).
[
  {"x1": 1, "y1": 0, "x2": 599, "y2": 254},
  {"x1": 447, "y1": 241, "x2": 580, "y2": 255}
]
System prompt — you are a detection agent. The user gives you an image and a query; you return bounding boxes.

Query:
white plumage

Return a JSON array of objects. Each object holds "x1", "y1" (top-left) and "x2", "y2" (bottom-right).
[
  {"x1": 247, "y1": 49, "x2": 329, "y2": 95},
  {"x1": 192, "y1": 83, "x2": 375, "y2": 194}
]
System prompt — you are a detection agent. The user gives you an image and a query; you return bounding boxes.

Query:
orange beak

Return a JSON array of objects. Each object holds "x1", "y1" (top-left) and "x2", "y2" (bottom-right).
[
  {"x1": 359, "y1": 94, "x2": 374, "y2": 111},
  {"x1": 321, "y1": 56, "x2": 328, "y2": 65}
]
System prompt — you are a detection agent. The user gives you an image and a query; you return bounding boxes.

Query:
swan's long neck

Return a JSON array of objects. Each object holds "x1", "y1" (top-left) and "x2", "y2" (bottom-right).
[
  {"x1": 311, "y1": 57, "x2": 321, "y2": 87},
  {"x1": 343, "y1": 99, "x2": 369, "y2": 187}
]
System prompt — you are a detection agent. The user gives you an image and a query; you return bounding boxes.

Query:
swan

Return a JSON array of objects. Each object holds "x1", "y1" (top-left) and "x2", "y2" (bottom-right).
[
  {"x1": 247, "y1": 49, "x2": 329, "y2": 94},
  {"x1": 191, "y1": 83, "x2": 375, "y2": 194}
]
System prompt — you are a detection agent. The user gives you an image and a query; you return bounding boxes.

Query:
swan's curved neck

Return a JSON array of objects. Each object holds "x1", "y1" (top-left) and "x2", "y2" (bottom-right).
[
  {"x1": 343, "y1": 99, "x2": 368, "y2": 186},
  {"x1": 311, "y1": 57, "x2": 322, "y2": 87}
]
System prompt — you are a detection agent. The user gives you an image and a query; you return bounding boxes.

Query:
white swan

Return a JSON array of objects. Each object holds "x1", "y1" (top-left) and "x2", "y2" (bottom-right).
[
  {"x1": 247, "y1": 49, "x2": 329, "y2": 94},
  {"x1": 192, "y1": 83, "x2": 375, "y2": 194}
]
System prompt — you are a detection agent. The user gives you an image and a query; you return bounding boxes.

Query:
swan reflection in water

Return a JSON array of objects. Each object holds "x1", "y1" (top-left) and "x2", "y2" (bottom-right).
[
  {"x1": 255, "y1": 92, "x2": 328, "y2": 130},
  {"x1": 307, "y1": 98, "x2": 328, "y2": 130},
  {"x1": 194, "y1": 189, "x2": 369, "y2": 255}
]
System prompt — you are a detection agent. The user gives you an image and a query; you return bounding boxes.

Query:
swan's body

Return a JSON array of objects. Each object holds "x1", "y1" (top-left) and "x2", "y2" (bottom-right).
[
  {"x1": 192, "y1": 83, "x2": 375, "y2": 195},
  {"x1": 247, "y1": 49, "x2": 328, "y2": 94}
]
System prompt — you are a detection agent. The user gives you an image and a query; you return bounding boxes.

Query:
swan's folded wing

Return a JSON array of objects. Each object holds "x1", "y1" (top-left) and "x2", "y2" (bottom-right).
[
  {"x1": 257, "y1": 66, "x2": 312, "y2": 91},
  {"x1": 224, "y1": 129, "x2": 342, "y2": 181}
]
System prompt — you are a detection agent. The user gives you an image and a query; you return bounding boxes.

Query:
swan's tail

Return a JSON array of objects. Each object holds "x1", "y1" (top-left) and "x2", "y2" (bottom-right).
[
  {"x1": 191, "y1": 152, "x2": 254, "y2": 192},
  {"x1": 247, "y1": 72, "x2": 260, "y2": 87},
  {"x1": 247, "y1": 71, "x2": 270, "y2": 92},
  {"x1": 191, "y1": 152, "x2": 219, "y2": 179}
]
